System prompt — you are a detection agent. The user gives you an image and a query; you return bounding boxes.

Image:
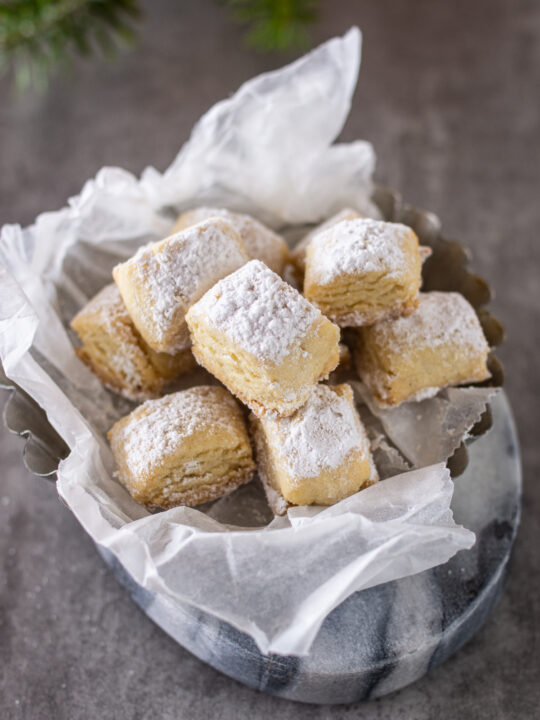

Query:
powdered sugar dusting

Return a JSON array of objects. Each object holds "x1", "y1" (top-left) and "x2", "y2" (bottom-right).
[
  {"x1": 372, "y1": 292, "x2": 490, "y2": 354},
  {"x1": 118, "y1": 219, "x2": 248, "y2": 347},
  {"x1": 188, "y1": 260, "x2": 321, "y2": 363},
  {"x1": 175, "y1": 207, "x2": 287, "y2": 273},
  {"x1": 309, "y1": 218, "x2": 413, "y2": 284},
  {"x1": 293, "y1": 207, "x2": 362, "y2": 262},
  {"x1": 77, "y1": 283, "x2": 126, "y2": 331},
  {"x1": 112, "y1": 387, "x2": 240, "y2": 478},
  {"x1": 269, "y1": 384, "x2": 370, "y2": 479}
]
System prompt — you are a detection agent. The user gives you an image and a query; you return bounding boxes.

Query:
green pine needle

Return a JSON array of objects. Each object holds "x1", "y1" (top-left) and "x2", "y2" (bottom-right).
[
  {"x1": 226, "y1": 0, "x2": 319, "y2": 51},
  {"x1": 0, "y1": 0, "x2": 320, "y2": 92},
  {"x1": 0, "y1": 0, "x2": 140, "y2": 91}
]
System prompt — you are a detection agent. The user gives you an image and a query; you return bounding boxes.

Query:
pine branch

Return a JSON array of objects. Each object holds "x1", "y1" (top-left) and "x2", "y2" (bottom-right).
[
  {"x1": 0, "y1": 0, "x2": 321, "y2": 93},
  {"x1": 224, "y1": 0, "x2": 319, "y2": 51},
  {"x1": 0, "y1": 0, "x2": 140, "y2": 90}
]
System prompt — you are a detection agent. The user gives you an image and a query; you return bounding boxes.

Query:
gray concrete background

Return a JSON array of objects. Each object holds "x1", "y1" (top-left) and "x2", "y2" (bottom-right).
[{"x1": 1, "y1": 0, "x2": 539, "y2": 717}]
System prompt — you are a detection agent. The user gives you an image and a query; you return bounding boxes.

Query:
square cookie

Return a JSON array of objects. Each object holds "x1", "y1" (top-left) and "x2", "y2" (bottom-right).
[
  {"x1": 171, "y1": 207, "x2": 290, "y2": 276},
  {"x1": 108, "y1": 386, "x2": 255, "y2": 510},
  {"x1": 113, "y1": 217, "x2": 249, "y2": 354},
  {"x1": 71, "y1": 283, "x2": 195, "y2": 401},
  {"x1": 186, "y1": 260, "x2": 340, "y2": 416},
  {"x1": 250, "y1": 383, "x2": 376, "y2": 515},
  {"x1": 355, "y1": 291, "x2": 491, "y2": 407},
  {"x1": 304, "y1": 218, "x2": 423, "y2": 327}
]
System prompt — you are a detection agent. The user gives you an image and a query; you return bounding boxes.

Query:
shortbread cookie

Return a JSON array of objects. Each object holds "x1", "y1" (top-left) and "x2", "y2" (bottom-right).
[
  {"x1": 186, "y1": 260, "x2": 340, "y2": 416},
  {"x1": 355, "y1": 292, "x2": 491, "y2": 408},
  {"x1": 113, "y1": 218, "x2": 249, "y2": 354},
  {"x1": 250, "y1": 383, "x2": 377, "y2": 515},
  {"x1": 172, "y1": 207, "x2": 290, "y2": 275},
  {"x1": 292, "y1": 207, "x2": 363, "y2": 274},
  {"x1": 71, "y1": 284, "x2": 195, "y2": 401},
  {"x1": 304, "y1": 218, "x2": 423, "y2": 327},
  {"x1": 108, "y1": 386, "x2": 255, "y2": 510}
]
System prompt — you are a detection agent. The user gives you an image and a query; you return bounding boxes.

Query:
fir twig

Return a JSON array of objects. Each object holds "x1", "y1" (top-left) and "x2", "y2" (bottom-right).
[
  {"x1": 0, "y1": 0, "x2": 140, "y2": 91},
  {"x1": 0, "y1": 0, "x2": 321, "y2": 93},
  {"x1": 224, "y1": 0, "x2": 319, "y2": 51}
]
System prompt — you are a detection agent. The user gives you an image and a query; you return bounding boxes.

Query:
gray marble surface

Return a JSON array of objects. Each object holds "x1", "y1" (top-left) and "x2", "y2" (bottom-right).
[{"x1": 0, "y1": 0, "x2": 538, "y2": 717}]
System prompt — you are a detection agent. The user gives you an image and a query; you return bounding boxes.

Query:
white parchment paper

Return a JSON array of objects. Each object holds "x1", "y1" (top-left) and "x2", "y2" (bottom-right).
[{"x1": 0, "y1": 28, "x2": 478, "y2": 657}]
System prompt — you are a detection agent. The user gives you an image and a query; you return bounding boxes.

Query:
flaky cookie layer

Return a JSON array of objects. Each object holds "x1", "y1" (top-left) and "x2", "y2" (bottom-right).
[
  {"x1": 108, "y1": 386, "x2": 255, "y2": 509},
  {"x1": 145, "y1": 466, "x2": 255, "y2": 512},
  {"x1": 355, "y1": 292, "x2": 491, "y2": 407},
  {"x1": 304, "y1": 218, "x2": 423, "y2": 328}
]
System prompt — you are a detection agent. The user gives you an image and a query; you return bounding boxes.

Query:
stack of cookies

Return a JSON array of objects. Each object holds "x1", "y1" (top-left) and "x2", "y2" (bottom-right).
[{"x1": 71, "y1": 206, "x2": 490, "y2": 515}]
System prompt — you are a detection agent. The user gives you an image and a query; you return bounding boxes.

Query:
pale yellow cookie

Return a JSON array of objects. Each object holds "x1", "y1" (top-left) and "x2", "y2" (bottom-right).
[
  {"x1": 172, "y1": 207, "x2": 290, "y2": 275},
  {"x1": 186, "y1": 260, "x2": 340, "y2": 416},
  {"x1": 71, "y1": 284, "x2": 195, "y2": 401},
  {"x1": 355, "y1": 291, "x2": 491, "y2": 407},
  {"x1": 250, "y1": 383, "x2": 377, "y2": 515},
  {"x1": 304, "y1": 218, "x2": 423, "y2": 327},
  {"x1": 113, "y1": 218, "x2": 249, "y2": 354},
  {"x1": 108, "y1": 386, "x2": 255, "y2": 510}
]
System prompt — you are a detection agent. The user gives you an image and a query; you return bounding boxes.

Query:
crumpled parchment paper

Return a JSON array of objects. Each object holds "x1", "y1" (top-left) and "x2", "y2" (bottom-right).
[
  {"x1": 351, "y1": 381, "x2": 497, "y2": 472},
  {"x1": 0, "y1": 28, "x2": 480, "y2": 657}
]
